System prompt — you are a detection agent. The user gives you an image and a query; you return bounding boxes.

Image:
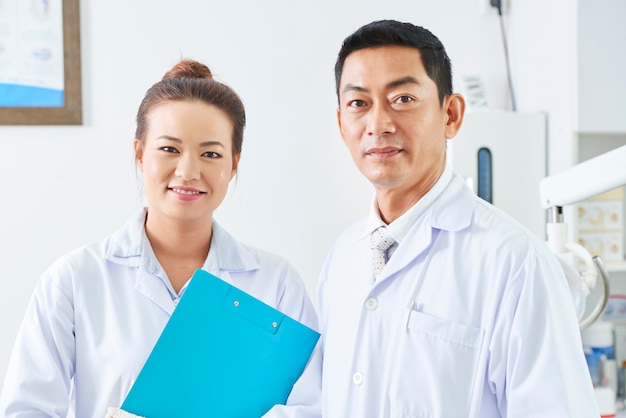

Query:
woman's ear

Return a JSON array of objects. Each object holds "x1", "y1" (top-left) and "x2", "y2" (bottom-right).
[
  {"x1": 231, "y1": 154, "x2": 241, "y2": 179},
  {"x1": 134, "y1": 139, "x2": 144, "y2": 172},
  {"x1": 443, "y1": 93, "x2": 466, "y2": 140}
]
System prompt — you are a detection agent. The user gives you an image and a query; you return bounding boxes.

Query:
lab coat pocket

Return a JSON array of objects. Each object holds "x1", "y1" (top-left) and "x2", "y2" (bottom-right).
[{"x1": 390, "y1": 309, "x2": 484, "y2": 418}]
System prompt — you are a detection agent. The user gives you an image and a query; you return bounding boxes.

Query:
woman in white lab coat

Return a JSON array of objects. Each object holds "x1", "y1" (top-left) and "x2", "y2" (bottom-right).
[{"x1": 0, "y1": 59, "x2": 318, "y2": 418}]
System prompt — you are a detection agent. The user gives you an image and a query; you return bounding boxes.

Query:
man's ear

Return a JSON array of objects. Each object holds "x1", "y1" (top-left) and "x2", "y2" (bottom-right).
[
  {"x1": 443, "y1": 93, "x2": 466, "y2": 140},
  {"x1": 134, "y1": 139, "x2": 144, "y2": 172},
  {"x1": 336, "y1": 108, "x2": 347, "y2": 145}
]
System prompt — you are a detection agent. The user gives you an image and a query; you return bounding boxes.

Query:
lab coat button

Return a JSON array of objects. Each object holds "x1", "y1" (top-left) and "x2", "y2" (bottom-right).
[
  {"x1": 365, "y1": 297, "x2": 378, "y2": 310},
  {"x1": 353, "y1": 372, "x2": 363, "y2": 385}
]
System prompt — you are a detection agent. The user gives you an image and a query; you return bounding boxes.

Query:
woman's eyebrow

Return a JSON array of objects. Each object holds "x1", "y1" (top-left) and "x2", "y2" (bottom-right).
[{"x1": 155, "y1": 136, "x2": 225, "y2": 148}]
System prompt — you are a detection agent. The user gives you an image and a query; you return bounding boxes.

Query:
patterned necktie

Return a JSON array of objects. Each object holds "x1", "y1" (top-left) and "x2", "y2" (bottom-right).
[{"x1": 371, "y1": 226, "x2": 395, "y2": 280}]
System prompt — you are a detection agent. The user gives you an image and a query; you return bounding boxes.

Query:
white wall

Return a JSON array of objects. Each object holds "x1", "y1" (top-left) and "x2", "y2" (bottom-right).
[
  {"x1": 508, "y1": 0, "x2": 578, "y2": 176},
  {"x1": 0, "y1": 0, "x2": 515, "y2": 387}
]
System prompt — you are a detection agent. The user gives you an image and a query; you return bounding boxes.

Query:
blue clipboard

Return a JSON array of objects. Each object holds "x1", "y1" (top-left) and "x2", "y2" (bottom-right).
[{"x1": 122, "y1": 269, "x2": 320, "y2": 418}]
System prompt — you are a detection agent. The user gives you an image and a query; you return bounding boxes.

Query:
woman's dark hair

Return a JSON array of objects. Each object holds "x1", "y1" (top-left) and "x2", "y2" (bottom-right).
[{"x1": 135, "y1": 59, "x2": 246, "y2": 155}]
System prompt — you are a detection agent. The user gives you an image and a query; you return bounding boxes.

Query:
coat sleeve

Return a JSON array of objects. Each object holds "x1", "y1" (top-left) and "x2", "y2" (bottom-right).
[
  {"x1": 488, "y1": 246, "x2": 600, "y2": 417},
  {"x1": 262, "y1": 263, "x2": 323, "y2": 418},
  {"x1": 0, "y1": 264, "x2": 76, "y2": 417}
]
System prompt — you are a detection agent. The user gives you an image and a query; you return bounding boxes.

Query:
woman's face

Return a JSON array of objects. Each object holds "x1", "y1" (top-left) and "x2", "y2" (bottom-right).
[{"x1": 134, "y1": 100, "x2": 239, "y2": 225}]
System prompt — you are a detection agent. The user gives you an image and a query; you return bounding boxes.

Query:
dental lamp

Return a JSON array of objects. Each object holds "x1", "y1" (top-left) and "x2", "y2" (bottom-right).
[{"x1": 540, "y1": 144, "x2": 626, "y2": 329}]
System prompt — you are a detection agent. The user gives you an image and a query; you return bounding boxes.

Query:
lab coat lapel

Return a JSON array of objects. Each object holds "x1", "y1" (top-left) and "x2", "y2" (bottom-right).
[
  {"x1": 379, "y1": 213, "x2": 434, "y2": 282},
  {"x1": 134, "y1": 269, "x2": 177, "y2": 315},
  {"x1": 106, "y1": 208, "x2": 178, "y2": 315}
]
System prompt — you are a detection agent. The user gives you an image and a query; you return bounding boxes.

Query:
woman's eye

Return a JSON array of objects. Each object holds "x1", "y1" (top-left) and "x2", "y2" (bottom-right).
[
  {"x1": 202, "y1": 151, "x2": 221, "y2": 158},
  {"x1": 160, "y1": 146, "x2": 179, "y2": 153}
]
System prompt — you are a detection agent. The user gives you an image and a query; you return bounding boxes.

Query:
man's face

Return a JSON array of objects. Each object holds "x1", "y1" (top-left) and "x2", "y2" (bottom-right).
[{"x1": 337, "y1": 45, "x2": 462, "y2": 199}]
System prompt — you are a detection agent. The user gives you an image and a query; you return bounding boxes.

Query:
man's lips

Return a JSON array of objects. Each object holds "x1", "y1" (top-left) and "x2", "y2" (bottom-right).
[{"x1": 366, "y1": 147, "x2": 401, "y2": 157}]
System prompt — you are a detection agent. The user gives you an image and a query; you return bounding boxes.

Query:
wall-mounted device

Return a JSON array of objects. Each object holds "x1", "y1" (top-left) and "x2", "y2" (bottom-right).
[
  {"x1": 540, "y1": 144, "x2": 626, "y2": 328},
  {"x1": 449, "y1": 111, "x2": 547, "y2": 238}
]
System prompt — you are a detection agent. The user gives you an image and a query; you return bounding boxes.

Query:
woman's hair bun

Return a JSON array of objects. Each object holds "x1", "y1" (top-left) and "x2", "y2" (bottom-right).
[{"x1": 162, "y1": 59, "x2": 213, "y2": 81}]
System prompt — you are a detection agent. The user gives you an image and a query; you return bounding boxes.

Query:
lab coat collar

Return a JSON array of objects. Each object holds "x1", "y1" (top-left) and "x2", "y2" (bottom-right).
[
  {"x1": 429, "y1": 172, "x2": 476, "y2": 232},
  {"x1": 364, "y1": 165, "x2": 454, "y2": 242},
  {"x1": 105, "y1": 208, "x2": 145, "y2": 268},
  {"x1": 379, "y1": 173, "x2": 475, "y2": 282},
  {"x1": 105, "y1": 208, "x2": 260, "y2": 274},
  {"x1": 201, "y1": 220, "x2": 261, "y2": 274},
  {"x1": 104, "y1": 208, "x2": 261, "y2": 313}
]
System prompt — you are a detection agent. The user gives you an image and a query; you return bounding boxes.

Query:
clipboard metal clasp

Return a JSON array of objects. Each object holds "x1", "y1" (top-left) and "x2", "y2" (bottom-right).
[{"x1": 225, "y1": 291, "x2": 285, "y2": 335}]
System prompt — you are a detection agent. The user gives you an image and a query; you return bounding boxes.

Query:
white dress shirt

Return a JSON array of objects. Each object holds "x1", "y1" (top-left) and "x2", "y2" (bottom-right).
[{"x1": 0, "y1": 208, "x2": 318, "y2": 418}]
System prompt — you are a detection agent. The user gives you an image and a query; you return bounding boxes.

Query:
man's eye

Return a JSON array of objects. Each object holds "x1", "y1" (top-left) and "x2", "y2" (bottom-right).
[
  {"x1": 395, "y1": 95, "x2": 415, "y2": 104},
  {"x1": 202, "y1": 151, "x2": 221, "y2": 158},
  {"x1": 348, "y1": 99, "x2": 366, "y2": 108},
  {"x1": 160, "y1": 146, "x2": 179, "y2": 153}
]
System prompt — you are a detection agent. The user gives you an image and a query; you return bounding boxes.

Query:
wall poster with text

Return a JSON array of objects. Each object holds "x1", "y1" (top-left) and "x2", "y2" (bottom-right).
[{"x1": 0, "y1": 0, "x2": 81, "y2": 125}]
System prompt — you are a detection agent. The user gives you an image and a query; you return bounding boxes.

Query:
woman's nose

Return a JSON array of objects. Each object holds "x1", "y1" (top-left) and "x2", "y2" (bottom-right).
[{"x1": 174, "y1": 154, "x2": 200, "y2": 181}]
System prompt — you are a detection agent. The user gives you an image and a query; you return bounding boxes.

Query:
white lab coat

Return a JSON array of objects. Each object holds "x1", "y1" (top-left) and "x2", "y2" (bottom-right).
[
  {"x1": 0, "y1": 208, "x2": 318, "y2": 418},
  {"x1": 317, "y1": 172, "x2": 599, "y2": 417}
]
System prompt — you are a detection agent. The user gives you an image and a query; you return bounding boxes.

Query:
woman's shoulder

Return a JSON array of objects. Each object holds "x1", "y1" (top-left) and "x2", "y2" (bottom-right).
[
  {"x1": 38, "y1": 211, "x2": 144, "y2": 289},
  {"x1": 41, "y1": 235, "x2": 113, "y2": 282},
  {"x1": 212, "y1": 221, "x2": 297, "y2": 272}
]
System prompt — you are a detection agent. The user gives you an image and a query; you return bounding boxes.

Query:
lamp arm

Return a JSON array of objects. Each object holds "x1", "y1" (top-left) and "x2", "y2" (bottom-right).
[{"x1": 578, "y1": 256, "x2": 611, "y2": 330}]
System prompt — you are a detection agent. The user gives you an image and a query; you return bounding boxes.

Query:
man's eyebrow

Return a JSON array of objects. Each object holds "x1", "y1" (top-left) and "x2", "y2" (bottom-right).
[
  {"x1": 155, "y1": 135, "x2": 225, "y2": 148},
  {"x1": 342, "y1": 76, "x2": 421, "y2": 94},
  {"x1": 386, "y1": 76, "x2": 421, "y2": 90},
  {"x1": 342, "y1": 84, "x2": 367, "y2": 94}
]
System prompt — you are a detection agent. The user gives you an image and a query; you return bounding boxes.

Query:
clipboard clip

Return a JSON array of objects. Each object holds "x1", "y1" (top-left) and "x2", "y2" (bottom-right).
[{"x1": 224, "y1": 288, "x2": 285, "y2": 335}]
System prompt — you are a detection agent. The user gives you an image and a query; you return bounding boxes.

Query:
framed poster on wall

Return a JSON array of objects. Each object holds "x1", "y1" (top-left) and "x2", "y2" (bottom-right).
[{"x1": 0, "y1": 0, "x2": 82, "y2": 125}]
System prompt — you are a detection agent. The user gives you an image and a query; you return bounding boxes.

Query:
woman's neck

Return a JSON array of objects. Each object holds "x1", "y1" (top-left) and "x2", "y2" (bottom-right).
[{"x1": 144, "y1": 210, "x2": 213, "y2": 293}]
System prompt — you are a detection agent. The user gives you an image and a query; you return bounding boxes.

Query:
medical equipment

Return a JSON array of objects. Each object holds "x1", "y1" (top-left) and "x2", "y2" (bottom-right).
[{"x1": 540, "y1": 144, "x2": 626, "y2": 329}]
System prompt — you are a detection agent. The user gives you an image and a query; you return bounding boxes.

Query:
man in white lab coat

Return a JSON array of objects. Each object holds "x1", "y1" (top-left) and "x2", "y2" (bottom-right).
[{"x1": 314, "y1": 19, "x2": 599, "y2": 417}]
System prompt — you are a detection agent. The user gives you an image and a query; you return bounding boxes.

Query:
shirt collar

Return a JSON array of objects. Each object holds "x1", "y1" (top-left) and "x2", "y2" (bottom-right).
[{"x1": 365, "y1": 165, "x2": 454, "y2": 243}]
